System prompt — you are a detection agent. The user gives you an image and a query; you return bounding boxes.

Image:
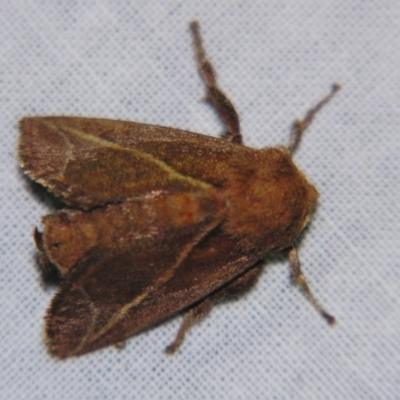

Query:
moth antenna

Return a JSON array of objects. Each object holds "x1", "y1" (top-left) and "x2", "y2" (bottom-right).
[
  {"x1": 288, "y1": 246, "x2": 336, "y2": 325},
  {"x1": 288, "y1": 83, "x2": 341, "y2": 154}
]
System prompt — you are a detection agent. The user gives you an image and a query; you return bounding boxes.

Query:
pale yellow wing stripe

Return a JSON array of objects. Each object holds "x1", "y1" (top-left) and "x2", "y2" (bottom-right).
[
  {"x1": 73, "y1": 216, "x2": 223, "y2": 355},
  {"x1": 41, "y1": 119, "x2": 212, "y2": 191}
]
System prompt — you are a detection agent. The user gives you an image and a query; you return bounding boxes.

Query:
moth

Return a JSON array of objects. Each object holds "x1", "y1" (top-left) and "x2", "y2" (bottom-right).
[{"x1": 19, "y1": 21, "x2": 339, "y2": 359}]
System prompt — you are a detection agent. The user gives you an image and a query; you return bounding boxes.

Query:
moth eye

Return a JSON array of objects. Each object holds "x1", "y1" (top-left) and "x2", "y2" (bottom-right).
[{"x1": 51, "y1": 242, "x2": 62, "y2": 249}]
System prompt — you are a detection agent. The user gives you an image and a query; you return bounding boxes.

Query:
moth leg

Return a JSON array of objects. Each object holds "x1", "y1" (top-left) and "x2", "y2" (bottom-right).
[
  {"x1": 165, "y1": 261, "x2": 263, "y2": 354},
  {"x1": 190, "y1": 21, "x2": 242, "y2": 144},
  {"x1": 288, "y1": 246, "x2": 336, "y2": 324},
  {"x1": 114, "y1": 341, "x2": 126, "y2": 349},
  {"x1": 288, "y1": 83, "x2": 341, "y2": 153}
]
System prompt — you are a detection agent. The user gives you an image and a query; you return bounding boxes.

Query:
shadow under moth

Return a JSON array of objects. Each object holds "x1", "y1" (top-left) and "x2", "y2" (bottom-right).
[{"x1": 19, "y1": 21, "x2": 339, "y2": 359}]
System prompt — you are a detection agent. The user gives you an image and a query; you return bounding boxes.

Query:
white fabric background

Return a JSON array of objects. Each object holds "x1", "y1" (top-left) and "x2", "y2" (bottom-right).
[{"x1": 1, "y1": 1, "x2": 399, "y2": 399}]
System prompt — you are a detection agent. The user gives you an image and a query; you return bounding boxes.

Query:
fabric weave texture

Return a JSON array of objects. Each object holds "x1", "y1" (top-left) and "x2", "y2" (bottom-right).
[{"x1": 1, "y1": 1, "x2": 399, "y2": 399}]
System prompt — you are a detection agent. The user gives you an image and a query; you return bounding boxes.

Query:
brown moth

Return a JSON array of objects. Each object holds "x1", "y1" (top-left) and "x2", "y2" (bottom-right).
[{"x1": 19, "y1": 21, "x2": 339, "y2": 359}]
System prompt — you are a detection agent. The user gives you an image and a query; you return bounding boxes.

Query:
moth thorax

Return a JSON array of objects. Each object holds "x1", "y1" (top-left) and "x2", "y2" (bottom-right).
[{"x1": 225, "y1": 147, "x2": 319, "y2": 250}]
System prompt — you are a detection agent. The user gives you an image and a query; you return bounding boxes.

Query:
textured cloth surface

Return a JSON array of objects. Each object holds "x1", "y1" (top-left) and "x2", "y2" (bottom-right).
[{"x1": 1, "y1": 1, "x2": 399, "y2": 399}]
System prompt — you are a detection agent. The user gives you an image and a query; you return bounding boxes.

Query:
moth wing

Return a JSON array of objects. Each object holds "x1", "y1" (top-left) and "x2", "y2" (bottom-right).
[
  {"x1": 19, "y1": 117, "x2": 217, "y2": 209},
  {"x1": 19, "y1": 117, "x2": 254, "y2": 209},
  {"x1": 46, "y1": 225, "x2": 261, "y2": 358}
]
